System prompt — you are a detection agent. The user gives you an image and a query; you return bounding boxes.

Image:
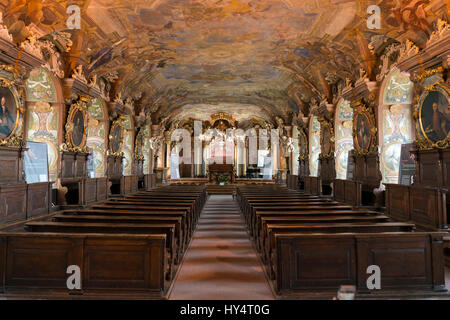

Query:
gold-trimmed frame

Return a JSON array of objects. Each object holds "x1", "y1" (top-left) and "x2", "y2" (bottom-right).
[
  {"x1": 134, "y1": 127, "x2": 145, "y2": 160},
  {"x1": 319, "y1": 119, "x2": 334, "y2": 159},
  {"x1": 108, "y1": 118, "x2": 124, "y2": 157},
  {"x1": 298, "y1": 128, "x2": 308, "y2": 160},
  {"x1": 0, "y1": 66, "x2": 24, "y2": 147},
  {"x1": 414, "y1": 67, "x2": 450, "y2": 150},
  {"x1": 63, "y1": 100, "x2": 89, "y2": 153},
  {"x1": 352, "y1": 100, "x2": 377, "y2": 156}
]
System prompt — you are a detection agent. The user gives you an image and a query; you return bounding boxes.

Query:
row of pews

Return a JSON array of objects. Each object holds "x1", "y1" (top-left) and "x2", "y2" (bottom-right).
[
  {"x1": 0, "y1": 185, "x2": 206, "y2": 299},
  {"x1": 237, "y1": 185, "x2": 448, "y2": 299}
]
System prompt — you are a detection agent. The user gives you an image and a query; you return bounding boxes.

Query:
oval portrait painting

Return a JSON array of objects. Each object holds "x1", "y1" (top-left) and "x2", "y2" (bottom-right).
[
  {"x1": 71, "y1": 110, "x2": 85, "y2": 147},
  {"x1": 112, "y1": 124, "x2": 122, "y2": 153},
  {"x1": 419, "y1": 90, "x2": 450, "y2": 143},
  {"x1": 355, "y1": 113, "x2": 372, "y2": 151},
  {"x1": 0, "y1": 86, "x2": 19, "y2": 139},
  {"x1": 322, "y1": 126, "x2": 331, "y2": 155},
  {"x1": 299, "y1": 133, "x2": 307, "y2": 157}
]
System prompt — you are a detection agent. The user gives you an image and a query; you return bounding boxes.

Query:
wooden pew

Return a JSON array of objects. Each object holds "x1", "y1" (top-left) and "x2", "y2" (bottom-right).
[
  {"x1": 256, "y1": 214, "x2": 391, "y2": 253},
  {"x1": 91, "y1": 205, "x2": 196, "y2": 236},
  {"x1": 236, "y1": 185, "x2": 448, "y2": 298},
  {"x1": 264, "y1": 222, "x2": 416, "y2": 276},
  {"x1": 273, "y1": 232, "x2": 447, "y2": 298},
  {"x1": 53, "y1": 213, "x2": 185, "y2": 260},
  {"x1": 247, "y1": 205, "x2": 355, "y2": 237},
  {"x1": 103, "y1": 200, "x2": 198, "y2": 225},
  {"x1": 60, "y1": 209, "x2": 190, "y2": 250},
  {"x1": 24, "y1": 221, "x2": 177, "y2": 281},
  {"x1": 0, "y1": 232, "x2": 168, "y2": 299}
]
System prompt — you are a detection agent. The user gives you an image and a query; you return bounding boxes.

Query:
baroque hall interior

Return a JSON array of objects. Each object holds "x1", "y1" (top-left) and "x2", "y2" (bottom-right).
[{"x1": 0, "y1": 0, "x2": 449, "y2": 300}]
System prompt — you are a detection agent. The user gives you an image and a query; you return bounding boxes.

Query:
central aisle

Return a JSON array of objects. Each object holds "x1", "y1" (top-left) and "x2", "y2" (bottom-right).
[{"x1": 169, "y1": 195, "x2": 274, "y2": 300}]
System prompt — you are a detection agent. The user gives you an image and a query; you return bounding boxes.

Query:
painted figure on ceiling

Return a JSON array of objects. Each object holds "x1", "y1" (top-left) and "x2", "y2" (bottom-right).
[{"x1": 392, "y1": 0, "x2": 431, "y2": 32}]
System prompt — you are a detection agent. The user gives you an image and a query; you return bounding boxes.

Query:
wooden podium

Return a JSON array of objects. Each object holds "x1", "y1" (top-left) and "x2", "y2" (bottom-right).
[{"x1": 208, "y1": 163, "x2": 234, "y2": 184}]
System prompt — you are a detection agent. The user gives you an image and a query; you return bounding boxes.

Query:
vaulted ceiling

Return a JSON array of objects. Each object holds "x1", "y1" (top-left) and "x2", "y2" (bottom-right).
[{"x1": 1, "y1": 0, "x2": 448, "y2": 126}]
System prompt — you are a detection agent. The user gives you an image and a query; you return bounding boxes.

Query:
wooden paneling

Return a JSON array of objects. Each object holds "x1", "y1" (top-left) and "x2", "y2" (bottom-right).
[
  {"x1": 410, "y1": 187, "x2": 447, "y2": 230},
  {"x1": 0, "y1": 146, "x2": 25, "y2": 185},
  {"x1": 84, "y1": 179, "x2": 97, "y2": 204},
  {"x1": 0, "y1": 184, "x2": 27, "y2": 224},
  {"x1": 304, "y1": 176, "x2": 320, "y2": 196},
  {"x1": 334, "y1": 179, "x2": 362, "y2": 206},
  {"x1": 75, "y1": 154, "x2": 88, "y2": 178},
  {"x1": 61, "y1": 153, "x2": 75, "y2": 179},
  {"x1": 352, "y1": 154, "x2": 381, "y2": 192},
  {"x1": 416, "y1": 150, "x2": 441, "y2": 188},
  {"x1": 132, "y1": 175, "x2": 138, "y2": 193},
  {"x1": 124, "y1": 176, "x2": 132, "y2": 194},
  {"x1": 286, "y1": 175, "x2": 298, "y2": 190},
  {"x1": 318, "y1": 158, "x2": 335, "y2": 185},
  {"x1": 96, "y1": 178, "x2": 108, "y2": 201},
  {"x1": 0, "y1": 233, "x2": 166, "y2": 297},
  {"x1": 355, "y1": 235, "x2": 435, "y2": 292},
  {"x1": 385, "y1": 184, "x2": 411, "y2": 221},
  {"x1": 275, "y1": 233, "x2": 446, "y2": 295},
  {"x1": 385, "y1": 184, "x2": 447, "y2": 230},
  {"x1": 414, "y1": 148, "x2": 450, "y2": 190},
  {"x1": 107, "y1": 156, "x2": 123, "y2": 179},
  {"x1": 26, "y1": 183, "x2": 50, "y2": 218}
]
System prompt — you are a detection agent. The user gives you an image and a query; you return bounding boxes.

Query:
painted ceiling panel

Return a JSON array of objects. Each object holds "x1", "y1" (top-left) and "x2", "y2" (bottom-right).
[{"x1": 1, "y1": 0, "x2": 447, "y2": 125}]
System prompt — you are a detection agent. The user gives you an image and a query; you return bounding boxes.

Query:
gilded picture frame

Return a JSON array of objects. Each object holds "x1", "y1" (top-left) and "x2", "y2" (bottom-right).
[
  {"x1": 0, "y1": 81, "x2": 21, "y2": 141},
  {"x1": 0, "y1": 65, "x2": 24, "y2": 147},
  {"x1": 352, "y1": 101, "x2": 377, "y2": 156},
  {"x1": 109, "y1": 118, "x2": 124, "y2": 157},
  {"x1": 414, "y1": 69, "x2": 450, "y2": 150},
  {"x1": 134, "y1": 127, "x2": 145, "y2": 160},
  {"x1": 298, "y1": 128, "x2": 308, "y2": 160},
  {"x1": 64, "y1": 100, "x2": 89, "y2": 153},
  {"x1": 319, "y1": 120, "x2": 334, "y2": 159}
]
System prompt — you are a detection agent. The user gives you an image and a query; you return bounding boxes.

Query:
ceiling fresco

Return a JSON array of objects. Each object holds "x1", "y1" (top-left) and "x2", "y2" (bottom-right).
[
  {"x1": 170, "y1": 103, "x2": 272, "y2": 123},
  {"x1": 1, "y1": 0, "x2": 448, "y2": 126}
]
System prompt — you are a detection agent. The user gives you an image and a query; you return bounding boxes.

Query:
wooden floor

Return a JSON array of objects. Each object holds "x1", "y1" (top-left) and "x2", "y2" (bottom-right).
[{"x1": 170, "y1": 195, "x2": 274, "y2": 300}]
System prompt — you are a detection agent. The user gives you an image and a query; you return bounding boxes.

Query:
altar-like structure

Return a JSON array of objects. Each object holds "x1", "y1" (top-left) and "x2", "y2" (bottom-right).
[{"x1": 208, "y1": 163, "x2": 234, "y2": 184}]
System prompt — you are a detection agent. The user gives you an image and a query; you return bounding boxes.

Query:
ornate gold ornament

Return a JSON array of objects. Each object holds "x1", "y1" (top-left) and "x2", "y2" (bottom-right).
[
  {"x1": 351, "y1": 99, "x2": 377, "y2": 156},
  {"x1": 210, "y1": 112, "x2": 235, "y2": 127},
  {"x1": 0, "y1": 69, "x2": 23, "y2": 147},
  {"x1": 108, "y1": 118, "x2": 124, "y2": 157},
  {"x1": 61, "y1": 100, "x2": 89, "y2": 153},
  {"x1": 134, "y1": 127, "x2": 145, "y2": 160},
  {"x1": 413, "y1": 69, "x2": 450, "y2": 150},
  {"x1": 298, "y1": 128, "x2": 308, "y2": 160},
  {"x1": 319, "y1": 119, "x2": 334, "y2": 159}
]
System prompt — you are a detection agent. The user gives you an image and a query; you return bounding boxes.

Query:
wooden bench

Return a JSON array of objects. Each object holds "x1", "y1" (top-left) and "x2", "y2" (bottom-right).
[
  {"x1": 0, "y1": 232, "x2": 168, "y2": 299},
  {"x1": 237, "y1": 185, "x2": 448, "y2": 298},
  {"x1": 91, "y1": 206, "x2": 196, "y2": 236},
  {"x1": 252, "y1": 210, "x2": 379, "y2": 240},
  {"x1": 256, "y1": 214, "x2": 390, "y2": 252},
  {"x1": 60, "y1": 209, "x2": 190, "y2": 249},
  {"x1": 53, "y1": 213, "x2": 186, "y2": 260},
  {"x1": 24, "y1": 221, "x2": 177, "y2": 281},
  {"x1": 264, "y1": 222, "x2": 416, "y2": 276},
  {"x1": 273, "y1": 232, "x2": 447, "y2": 298}
]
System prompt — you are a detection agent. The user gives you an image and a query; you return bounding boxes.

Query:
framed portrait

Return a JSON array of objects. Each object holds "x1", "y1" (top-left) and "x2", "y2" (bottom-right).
[
  {"x1": 353, "y1": 107, "x2": 376, "y2": 155},
  {"x1": 0, "y1": 84, "x2": 20, "y2": 140},
  {"x1": 109, "y1": 119, "x2": 123, "y2": 156},
  {"x1": 320, "y1": 121, "x2": 334, "y2": 158},
  {"x1": 65, "y1": 101, "x2": 88, "y2": 152},
  {"x1": 299, "y1": 129, "x2": 308, "y2": 160},
  {"x1": 135, "y1": 128, "x2": 145, "y2": 159},
  {"x1": 417, "y1": 87, "x2": 449, "y2": 146}
]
